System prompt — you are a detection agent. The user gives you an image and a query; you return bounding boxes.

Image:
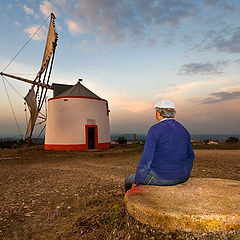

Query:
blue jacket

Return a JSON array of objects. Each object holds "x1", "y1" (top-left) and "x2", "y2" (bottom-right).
[{"x1": 135, "y1": 119, "x2": 195, "y2": 185}]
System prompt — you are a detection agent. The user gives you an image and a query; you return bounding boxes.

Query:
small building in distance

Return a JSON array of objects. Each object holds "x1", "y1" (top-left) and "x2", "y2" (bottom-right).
[
  {"x1": 45, "y1": 80, "x2": 110, "y2": 150},
  {"x1": 208, "y1": 140, "x2": 219, "y2": 145},
  {"x1": 191, "y1": 139, "x2": 202, "y2": 144}
]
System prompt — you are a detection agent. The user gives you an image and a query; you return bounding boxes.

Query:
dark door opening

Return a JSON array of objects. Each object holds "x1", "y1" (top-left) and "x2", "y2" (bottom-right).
[{"x1": 88, "y1": 127, "x2": 95, "y2": 149}]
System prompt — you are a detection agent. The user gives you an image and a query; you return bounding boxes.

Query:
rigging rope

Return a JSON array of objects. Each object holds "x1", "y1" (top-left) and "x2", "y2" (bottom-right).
[
  {"x1": 2, "y1": 76, "x2": 23, "y2": 139},
  {"x1": 38, "y1": 111, "x2": 46, "y2": 118},
  {"x1": 34, "y1": 124, "x2": 46, "y2": 144},
  {"x1": 1, "y1": 14, "x2": 51, "y2": 73},
  {"x1": 3, "y1": 76, "x2": 24, "y2": 99},
  {"x1": 38, "y1": 60, "x2": 49, "y2": 110}
]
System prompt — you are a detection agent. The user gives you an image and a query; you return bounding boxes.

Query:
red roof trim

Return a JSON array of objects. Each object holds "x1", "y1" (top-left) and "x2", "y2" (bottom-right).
[{"x1": 48, "y1": 96, "x2": 108, "y2": 102}]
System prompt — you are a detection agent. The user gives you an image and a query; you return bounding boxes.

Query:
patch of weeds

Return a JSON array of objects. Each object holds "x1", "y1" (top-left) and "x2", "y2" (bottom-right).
[{"x1": 109, "y1": 204, "x2": 120, "y2": 239}]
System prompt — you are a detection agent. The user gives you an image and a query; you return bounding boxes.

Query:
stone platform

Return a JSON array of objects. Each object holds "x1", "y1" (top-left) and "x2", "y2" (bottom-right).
[{"x1": 124, "y1": 178, "x2": 240, "y2": 233}]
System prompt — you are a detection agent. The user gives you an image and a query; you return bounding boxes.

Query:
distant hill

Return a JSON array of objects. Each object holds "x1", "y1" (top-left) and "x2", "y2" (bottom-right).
[
  {"x1": 111, "y1": 133, "x2": 146, "y2": 142},
  {"x1": 1, "y1": 134, "x2": 240, "y2": 143},
  {"x1": 111, "y1": 134, "x2": 240, "y2": 142}
]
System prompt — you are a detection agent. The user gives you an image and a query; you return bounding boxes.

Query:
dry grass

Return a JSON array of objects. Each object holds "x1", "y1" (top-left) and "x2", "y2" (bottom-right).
[{"x1": 0, "y1": 145, "x2": 239, "y2": 239}]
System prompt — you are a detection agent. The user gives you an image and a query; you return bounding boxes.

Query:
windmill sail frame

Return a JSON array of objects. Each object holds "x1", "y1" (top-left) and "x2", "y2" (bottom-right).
[{"x1": 0, "y1": 13, "x2": 58, "y2": 141}]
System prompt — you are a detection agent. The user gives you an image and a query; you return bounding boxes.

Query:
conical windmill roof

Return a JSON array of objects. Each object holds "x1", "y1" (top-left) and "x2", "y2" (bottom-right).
[{"x1": 56, "y1": 81, "x2": 100, "y2": 98}]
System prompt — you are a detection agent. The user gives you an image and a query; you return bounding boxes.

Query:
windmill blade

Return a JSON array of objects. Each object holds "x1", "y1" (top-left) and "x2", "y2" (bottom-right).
[
  {"x1": 1, "y1": 13, "x2": 58, "y2": 141},
  {"x1": 24, "y1": 89, "x2": 38, "y2": 139},
  {"x1": 26, "y1": 13, "x2": 58, "y2": 139}
]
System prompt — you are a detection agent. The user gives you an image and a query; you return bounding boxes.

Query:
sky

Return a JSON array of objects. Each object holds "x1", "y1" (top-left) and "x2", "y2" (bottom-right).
[{"x1": 0, "y1": 0, "x2": 240, "y2": 137}]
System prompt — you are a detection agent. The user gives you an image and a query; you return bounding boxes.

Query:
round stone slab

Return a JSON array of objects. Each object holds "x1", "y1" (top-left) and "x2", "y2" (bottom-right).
[{"x1": 124, "y1": 178, "x2": 240, "y2": 233}]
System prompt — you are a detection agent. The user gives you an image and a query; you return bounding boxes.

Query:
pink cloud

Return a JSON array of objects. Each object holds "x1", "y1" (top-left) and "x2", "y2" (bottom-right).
[
  {"x1": 24, "y1": 26, "x2": 46, "y2": 41},
  {"x1": 118, "y1": 99, "x2": 153, "y2": 113},
  {"x1": 14, "y1": 21, "x2": 21, "y2": 26},
  {"x1": 66, "y1": 20, "x2": 80, "y2": 34},
  {"x1": 77, "y1": 40, "x2": 98, "y2": 51},
  {"x1": 40, "y1": 0, "x2": 59, "y2": 17},
  {"x1": 85, "y1": 82, "x2": 153, "y2": 114},
  {"x1": 23, "y1": 5, "x2": 34, "y2": 15},
  {"x1": 65, "y1": 19, "x2": 89, "y2": 35}
]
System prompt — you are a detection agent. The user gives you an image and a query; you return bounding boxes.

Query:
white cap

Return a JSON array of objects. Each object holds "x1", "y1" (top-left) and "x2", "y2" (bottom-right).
[{"x1": 154, "y1": 99, "x2": 175, "y2": 109}]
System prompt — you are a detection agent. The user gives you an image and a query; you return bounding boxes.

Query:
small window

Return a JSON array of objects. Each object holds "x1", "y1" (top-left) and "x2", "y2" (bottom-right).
[{"x1": 87, "y1": 119, "x2": 96, "y2": 125}]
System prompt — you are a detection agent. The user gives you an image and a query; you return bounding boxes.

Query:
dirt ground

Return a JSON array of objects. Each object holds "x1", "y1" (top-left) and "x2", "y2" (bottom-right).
[{"x1": 0, "y1": 145, "x2": 240, "y2": 240}]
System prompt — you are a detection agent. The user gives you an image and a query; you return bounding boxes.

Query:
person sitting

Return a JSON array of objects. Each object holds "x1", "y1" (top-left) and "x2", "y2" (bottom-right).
[{"x1": 125, "y1": 99, "x2": 195, "y2": 192}]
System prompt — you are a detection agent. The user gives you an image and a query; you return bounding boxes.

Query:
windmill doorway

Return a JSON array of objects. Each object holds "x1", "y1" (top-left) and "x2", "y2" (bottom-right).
[{"x1": 86, "y1": 125, "x2": 97, "y2": 150}]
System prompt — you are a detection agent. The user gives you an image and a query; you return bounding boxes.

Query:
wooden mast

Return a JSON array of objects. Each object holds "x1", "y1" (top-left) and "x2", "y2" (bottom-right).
[{"x1": 0, "y1": 72, "x2": 53, "y2": 89}]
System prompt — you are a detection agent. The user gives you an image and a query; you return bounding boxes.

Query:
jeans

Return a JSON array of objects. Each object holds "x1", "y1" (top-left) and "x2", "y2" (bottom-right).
[{"x1": 125, "y1": 171, "x2": 189, "y2": 192}]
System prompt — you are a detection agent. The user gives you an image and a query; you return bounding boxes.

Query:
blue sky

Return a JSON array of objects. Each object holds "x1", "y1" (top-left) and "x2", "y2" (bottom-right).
[{"x1": 0, "y1": 0, "x2": 240, "y2": 137}]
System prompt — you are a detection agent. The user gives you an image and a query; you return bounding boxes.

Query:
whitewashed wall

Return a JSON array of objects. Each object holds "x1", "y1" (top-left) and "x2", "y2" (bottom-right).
[{"x1": 45, "y1": 97, "x2": 110, "y2": 145}]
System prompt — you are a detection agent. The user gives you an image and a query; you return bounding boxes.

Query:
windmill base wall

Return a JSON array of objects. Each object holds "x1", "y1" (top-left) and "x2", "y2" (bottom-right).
[
  {"x1": 45, "y1": 97, "x2": 111, "y2": 151},
  {"x1": 45, "y1": 142, "x2": 110, "y2": 151}
]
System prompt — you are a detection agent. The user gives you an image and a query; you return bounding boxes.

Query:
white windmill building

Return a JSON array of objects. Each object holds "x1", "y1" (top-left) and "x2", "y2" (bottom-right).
[{"x1": 45, "y1": 80, "x2": 111, "y2": 150}]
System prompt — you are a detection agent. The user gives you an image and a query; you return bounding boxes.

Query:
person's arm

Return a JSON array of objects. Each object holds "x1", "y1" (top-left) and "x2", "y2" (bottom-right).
[
  {"x1": 135, "y1": 126, "x2": 158, "y2": 185},
  {"x1": 187, "y1": 136, "x2": 195, "y2": 164}
]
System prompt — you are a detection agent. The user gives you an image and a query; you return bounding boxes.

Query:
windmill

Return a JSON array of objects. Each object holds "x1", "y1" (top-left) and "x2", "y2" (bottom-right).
[
  {"x1": 1, "y1": 13, "x2": 111, "y2": 150},
  {"x1": 1, "y1": 13, "x2": 58, "y2": 142}
]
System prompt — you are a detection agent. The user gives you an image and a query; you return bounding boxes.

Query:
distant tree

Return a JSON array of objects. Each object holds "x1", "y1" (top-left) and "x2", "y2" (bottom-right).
[
  {"x1": 225, "y1": 137, "x2": 239, "y2": 143},
  {"x1": 116, "y1": 136, "x2": 127, "y2": 144},
  {"x1": 0, "y1": 139, "x2": 24, "y2": 149}
]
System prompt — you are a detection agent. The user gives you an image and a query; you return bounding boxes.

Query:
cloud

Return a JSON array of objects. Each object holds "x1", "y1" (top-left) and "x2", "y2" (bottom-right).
[
  {"x1": 135, "y1": 0, "x2": 196, "y2": 26},
  {"x1": 53, "y1": 0, "x2": 73, "y2": 12},
  {"x1": 81, "y1": 80, "x2": 153, "y2": 114},
  {"x1": 154, "y1": 79, "x2": 228, "y2": 104},
  {"x1": 120, "y1": 100, "x2": 153, "y2": 113},
  {"x1": 208, "y1": 28, "x2": 240, "y2": 54},
  {"x1": 48, "y1": 0, "x2": 240, "y2": 52},
  {"x1": 236, "y1": 59, "x2": 240, "y2": 63},
  {"x1": 203, "y1": 0, "x2": 221, "y2": 7},
  {"x1": 203, "y1": 0, "x2": 235, "y2": 12},
  {"x1": 155, "y1": 78, "x2": 240, "y2": 109},
  {"x1": 24, "y1": 26, "x2": 46, "y2": 41},
  {"x1": 23, "y1": 5, "x2": 34, "y2": 15},
  {"x1": 108, "y1": 92, "x2": 153, "y2": 113},
  {"x1": 63, "y1": 0, "x2": 143, "y2": 44},
  {"x1": 56, "y1": 0, "x2": 197, "y2": 44},
  {"x1": 200, "y1": 91, "x2": 240, "y2": 104},
  {"x1": 77, "y1": 40, "x2": 98, "y2": 52},
  {"x1": 14, "y1": 21, "x2": 21, "y2": 27},
  {"x1": 192, "y1": 27, "x2": 240, "y2": 55},
  {"x1": 178, "y1": 61, "x2": 229, "y2": 75},
  {"x1": 40, "y1": 0, "x2": 59, "y2": 17},
  {"x1": 184, "y1": 84, "x2": 240, "y2": 105},
  {"x1": 65, "y1": 20, "x2": 85, "y2": 34},
  {"x1": 182, "y1": 1, "x2": 240, "y2": 55}
]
